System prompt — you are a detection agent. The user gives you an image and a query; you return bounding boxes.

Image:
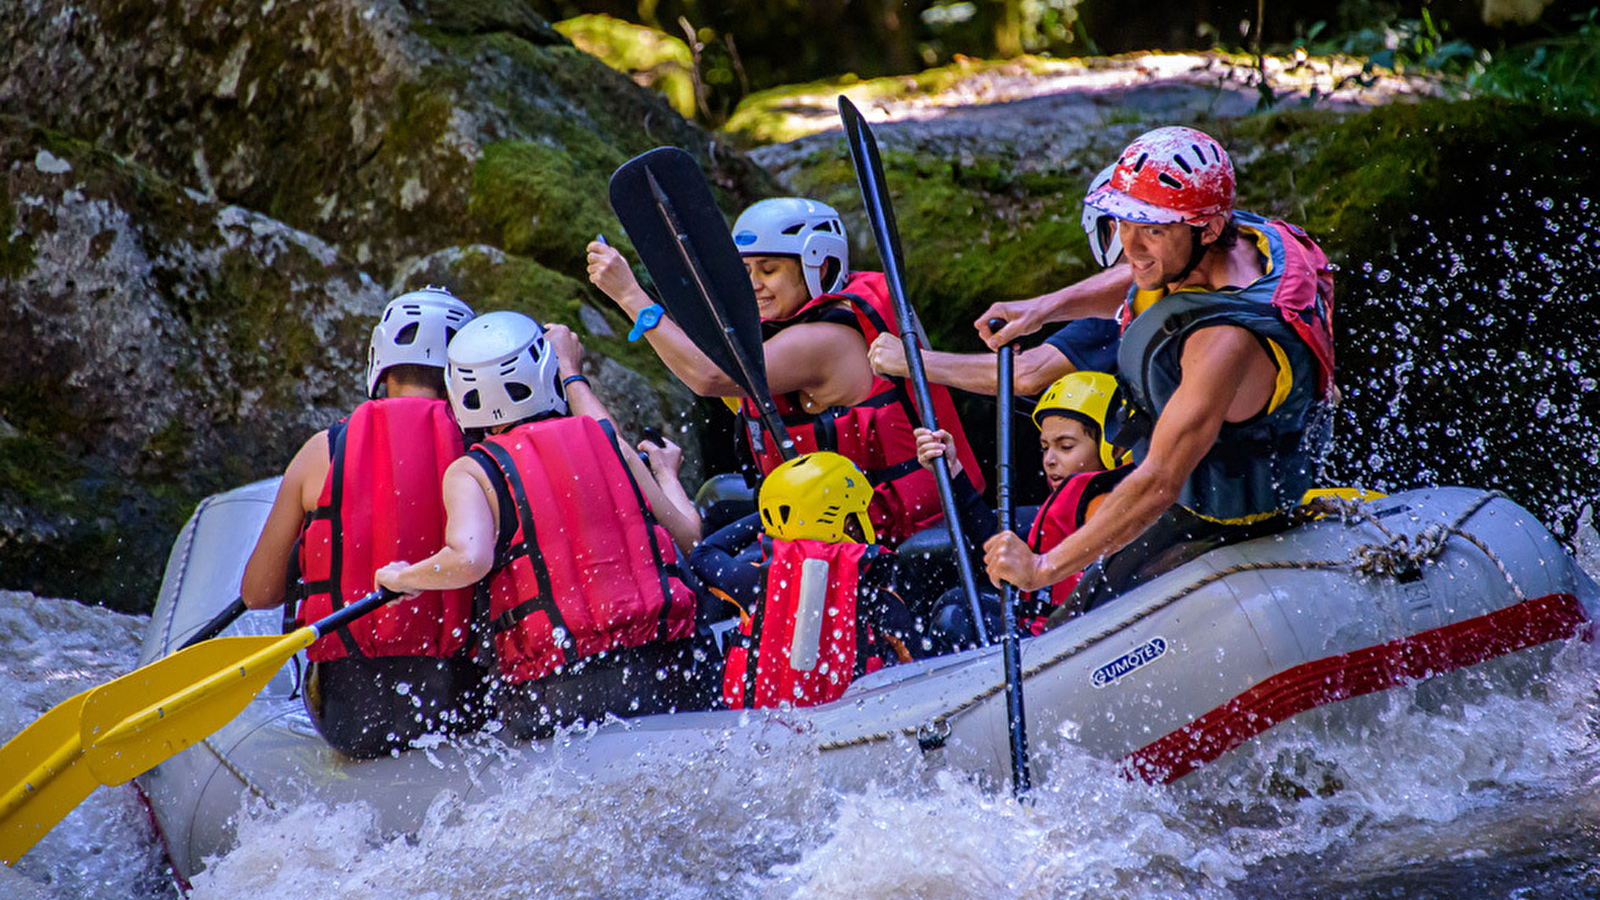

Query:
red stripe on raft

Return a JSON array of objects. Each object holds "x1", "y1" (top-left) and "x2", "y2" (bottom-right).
[{"x1": 1121, "y1": 592, "x2": 1590, "y2": 784}]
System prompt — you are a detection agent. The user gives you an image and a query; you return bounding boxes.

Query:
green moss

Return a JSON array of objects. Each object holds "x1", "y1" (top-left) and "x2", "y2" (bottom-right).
[
  {"x1": 554, "y1": 15, "x2": 696, "y2": 118},
  {"x1": 778, "y1": 143, "x2": 1101, "y2": 351},
  {"x1": 0, "y1": 433, "x2": 188, "y2": 612},
  {"x1": 0, "y1": 181, "x2": 34, "y2": 281},
  {"x1": 468, "y1": 140, "x2": 620, "y2": 274}
]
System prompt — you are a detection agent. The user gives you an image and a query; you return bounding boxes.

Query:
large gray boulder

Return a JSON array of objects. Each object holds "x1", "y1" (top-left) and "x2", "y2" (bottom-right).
[{"x1": 0, "y1": 0, "x2": 772, "y2": 608}]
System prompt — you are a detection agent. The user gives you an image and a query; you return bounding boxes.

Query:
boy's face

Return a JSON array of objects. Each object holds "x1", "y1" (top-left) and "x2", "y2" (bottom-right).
[
  {"x1": 1038, "y1": 415, "x2": 1104, "y2": 490},
  {"x1": 743, "y1": 255, "x2": 810, "y2": 321}
]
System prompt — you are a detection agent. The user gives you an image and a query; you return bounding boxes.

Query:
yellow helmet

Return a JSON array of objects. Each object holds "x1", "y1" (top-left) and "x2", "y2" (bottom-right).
[
  {"x1": 1033, "y1": 371, "x2": 1120, "y2": 470},
  {"x1": 758, "y1": 452, "x2": 876, "y2": 544}
]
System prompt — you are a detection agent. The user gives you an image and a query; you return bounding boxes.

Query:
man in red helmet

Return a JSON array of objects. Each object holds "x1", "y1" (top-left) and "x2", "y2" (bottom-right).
[{"x1": 979, "y1": 125, "x2": 1336, "y2": 613}]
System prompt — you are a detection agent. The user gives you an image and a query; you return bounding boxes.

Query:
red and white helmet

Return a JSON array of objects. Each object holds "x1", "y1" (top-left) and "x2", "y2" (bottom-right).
[{"x1": 1087, "y1": 126, "x2": 1234, "y2": 226}]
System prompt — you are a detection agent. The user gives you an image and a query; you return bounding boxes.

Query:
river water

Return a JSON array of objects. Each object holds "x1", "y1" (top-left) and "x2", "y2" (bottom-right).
[
  {"x1": 3, "y1": 518, "x2": 1599, "y2": 900},
  {"x1": 6, "y1": 171, "x2": 1600, "y2": 898}
]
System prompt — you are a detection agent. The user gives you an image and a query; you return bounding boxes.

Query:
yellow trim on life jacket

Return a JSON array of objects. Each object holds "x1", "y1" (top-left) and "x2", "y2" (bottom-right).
[
  {"x1": 1131, "y1": 287, "x2": 1163, "y2": 316},
  {"x1": 1264, "y1": 337, "x2": 1292, "y2": 415},
  {"x1": 1185, "y1": 506, "x2": 1286, "y2": 526}
]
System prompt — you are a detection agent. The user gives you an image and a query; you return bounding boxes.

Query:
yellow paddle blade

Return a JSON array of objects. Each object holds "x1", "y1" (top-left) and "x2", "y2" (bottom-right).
[
  {"x1": 0, "y1": 693, "x2": 98, "y2": 865},
  {"x1": 79, "y1": 629, "x2": 314, "y2": 787}
]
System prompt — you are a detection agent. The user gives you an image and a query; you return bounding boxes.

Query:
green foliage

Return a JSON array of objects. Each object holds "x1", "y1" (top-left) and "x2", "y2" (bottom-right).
[
  {"x1": 1470, "y1": 9, "x2": 1600, "y2": 115},
  {"x1": 468, "y1": 140, "x2": 617, "y2": 275},
  {"x1": 554, "y1": 14, "x2": 697, "y2": 117}
]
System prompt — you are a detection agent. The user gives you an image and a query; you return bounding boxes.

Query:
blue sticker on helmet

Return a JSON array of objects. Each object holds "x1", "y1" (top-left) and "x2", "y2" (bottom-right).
[{"x1": 734, "y1": 231, "x2": 757, "y2": 246}]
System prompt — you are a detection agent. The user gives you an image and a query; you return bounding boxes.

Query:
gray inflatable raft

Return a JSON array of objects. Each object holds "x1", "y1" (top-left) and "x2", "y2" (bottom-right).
[{"x1": 133, "y1": 479, "x2": 1599, "y2": 882}]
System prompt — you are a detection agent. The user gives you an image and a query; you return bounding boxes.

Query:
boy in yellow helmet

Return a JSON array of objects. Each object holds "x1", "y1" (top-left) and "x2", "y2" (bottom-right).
[
  {"x1": 691, "y1": 452, "x2": 918, "y2": 708},
  {"x1": 916, "y1": 371, "x2": 1130, "y2": 645}
]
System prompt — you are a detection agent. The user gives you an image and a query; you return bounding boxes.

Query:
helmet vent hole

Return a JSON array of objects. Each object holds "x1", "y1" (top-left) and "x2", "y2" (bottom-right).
[
  {"x1": 505, "y1": 382, "x2": 532, "y2": 403},
  {"x1": 1132, "y1": 152, "x2": 1148, "y2": 172},
  {"x1": 778, "y1": 504, "x2": 791, "y2": 523},
  {"x1": 462, "y1": 390, "x2": 481, "y2": 411},
  {"x1": 781, "y1": 223, "x2": 804, "y2": 235},
  {"x1": 1157, "y1": 172, "x2": 1184, "y2": 190},
  {"x1": 1173, "y1": 154, "x2": 1193, "y2": 174},
  {"x1": 394, "y1": 322, "x2": 420, "y2": 346}
]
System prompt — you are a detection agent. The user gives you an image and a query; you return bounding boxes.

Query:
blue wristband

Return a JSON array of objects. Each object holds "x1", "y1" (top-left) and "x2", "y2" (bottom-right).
[{"x1": 628, "y1": 303, "x2": 664, "y2": 342}]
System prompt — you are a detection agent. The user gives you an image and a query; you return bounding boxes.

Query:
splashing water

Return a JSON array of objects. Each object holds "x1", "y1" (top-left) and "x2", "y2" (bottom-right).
[
  {"x1": 5, "y1": 181, "x2": 1600, "y2": 900},
  {"x1": 6, "y1": 573, "x2": 1600, "y2": 899}
]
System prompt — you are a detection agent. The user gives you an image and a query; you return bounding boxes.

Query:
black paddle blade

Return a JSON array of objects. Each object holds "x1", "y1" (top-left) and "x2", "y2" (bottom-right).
[
  {"x1": 836, "y1": 99, "x2": 927, "y2": 347},
  {"x1": 608, "y1": 148, "x2": 766, "y2": 394}
]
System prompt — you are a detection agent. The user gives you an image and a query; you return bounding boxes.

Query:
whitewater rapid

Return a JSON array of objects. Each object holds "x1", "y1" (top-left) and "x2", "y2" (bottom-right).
[{"x1": 4, "y1": 517, "x2": 1600, "y2": 900}]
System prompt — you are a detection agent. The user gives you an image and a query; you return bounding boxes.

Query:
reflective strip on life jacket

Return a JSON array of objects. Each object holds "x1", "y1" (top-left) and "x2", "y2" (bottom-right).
[{"x1": 722, "y1": 537, "x2": 887, "y2": 709}]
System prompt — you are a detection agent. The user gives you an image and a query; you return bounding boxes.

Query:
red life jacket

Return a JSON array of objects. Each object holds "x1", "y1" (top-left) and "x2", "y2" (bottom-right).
[
  {"x1": 723, "y1": 537, "x2": 890, "y2": 709},
  {"x1": 296, "y1": 396, "x2": 473, "y2": 662},
  {"x1": 1018, "y1": 466, "x2": 1131, "y2": 634},
  {"x1": 473, "y1": 415, "x2": 698, "y2": 685},
  {"x1": 739, "y1": 271, "x2": 985, "y2": 545}
]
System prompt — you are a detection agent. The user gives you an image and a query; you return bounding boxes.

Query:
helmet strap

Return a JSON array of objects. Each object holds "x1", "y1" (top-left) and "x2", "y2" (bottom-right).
[{"x1": 1171, "y1": 225, "x2": 1209, "y2": 286}]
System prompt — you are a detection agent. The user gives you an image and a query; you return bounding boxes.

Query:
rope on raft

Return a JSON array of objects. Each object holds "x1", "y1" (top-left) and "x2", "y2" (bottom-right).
[{"x1": 819, "y1": 490, "x2": 1527, "y2": 753}]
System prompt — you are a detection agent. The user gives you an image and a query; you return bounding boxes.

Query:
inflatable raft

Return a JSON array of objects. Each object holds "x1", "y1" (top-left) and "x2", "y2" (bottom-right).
[{"x1": 133, "y1": 478, "x2": 1599, "y2": 883}]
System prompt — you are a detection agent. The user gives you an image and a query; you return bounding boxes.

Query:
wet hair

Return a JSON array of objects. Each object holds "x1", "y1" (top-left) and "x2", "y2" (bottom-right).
[{"x1": 1210, "y1": 216, "x2": 1240, "y2": 251}]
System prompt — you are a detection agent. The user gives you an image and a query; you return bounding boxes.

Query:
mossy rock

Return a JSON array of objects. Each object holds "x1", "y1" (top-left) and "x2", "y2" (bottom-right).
[
  {"x1": 554, "y1": 14, "x2": 696, "y2": 119},
  {"x1": 754, "y1": 91, "x2": 1600, "y2": 533}
]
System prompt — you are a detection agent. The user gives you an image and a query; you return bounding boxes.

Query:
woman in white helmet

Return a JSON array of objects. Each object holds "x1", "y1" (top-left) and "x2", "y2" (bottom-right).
[
  {"x1": 587, "y1": 196, "x2": 984, "y2": 547},
  {"x1": 239, "y1": 286, "x2": 486, "y2": 760},
  {"x1": 376, "y1": 312, "x2": 711, "y2": 737}
]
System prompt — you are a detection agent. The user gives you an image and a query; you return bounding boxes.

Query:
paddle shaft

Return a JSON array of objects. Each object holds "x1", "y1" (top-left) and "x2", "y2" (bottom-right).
[
  {"x1": 644, "y1": 168, "x2": 797, "y2": 461},
  {"x1": 994, "y1": 324, "x2": 1033, "y2": 798},
  {"x1": 176, "y1": 596, "x2": 249, "y2": 651},
  {"x1": 85, "y1": 588, "x2": 400, "y2": 775},
  {"x1": 838, "y1": 97, "x2": 989, "y2": 645}
]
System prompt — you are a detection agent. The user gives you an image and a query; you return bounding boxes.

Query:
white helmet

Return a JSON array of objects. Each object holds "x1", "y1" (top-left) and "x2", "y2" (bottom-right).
[
  {"x1": 1082, "y1": 165, "x2": 1124, "y2": 268},
  {"x1": 366, "y1": 287, "x2": 476, "y2": 398},
  {"x1": 446, "y1": 311, "x2": 567, "y2": 429},
  {"x1": 731, "y1": 198, "x2": 849, "y2": 298}
]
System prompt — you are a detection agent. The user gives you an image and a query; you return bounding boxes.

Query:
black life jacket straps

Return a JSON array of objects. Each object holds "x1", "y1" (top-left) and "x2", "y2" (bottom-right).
[{"x1": 477, "y1": 440, "x2": 572, "y2": 668}]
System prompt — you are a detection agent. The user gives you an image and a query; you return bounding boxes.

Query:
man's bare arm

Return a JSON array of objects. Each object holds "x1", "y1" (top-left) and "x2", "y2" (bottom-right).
[{"x1": 983, "y1": 325, "x2": 1267, "y2": 590}]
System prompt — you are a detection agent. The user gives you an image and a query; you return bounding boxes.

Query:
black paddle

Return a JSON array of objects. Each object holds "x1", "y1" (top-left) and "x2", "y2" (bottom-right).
[
  {"x1": 608, "y1": 148, "x2": 796, "y2": 461},
  {"x1": 837, "y1": 96, "x2": 990, "y2": 645},
  {"x1": 993, "y1": 319, "x2": 1033, "y2": 798},
  {"x1": 176, "y1": 596, "x2": 250, "y2": 651}
]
